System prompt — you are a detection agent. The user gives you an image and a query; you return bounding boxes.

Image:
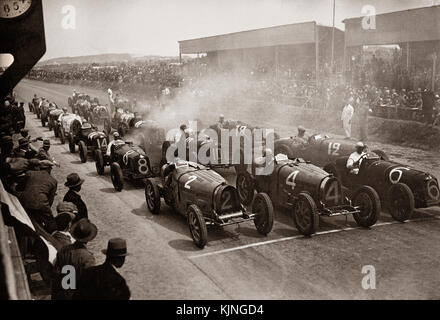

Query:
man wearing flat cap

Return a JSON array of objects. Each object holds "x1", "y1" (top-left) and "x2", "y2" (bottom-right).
[
  {"x1": 63, "y1": 173, "x2": 88, "y2": 223},
  {"x1": 74, "y1": 238, "x2": 130, "y2": 300},
  {"x1": 52, "y1": 218, "x2": 97, "y2": 300}
]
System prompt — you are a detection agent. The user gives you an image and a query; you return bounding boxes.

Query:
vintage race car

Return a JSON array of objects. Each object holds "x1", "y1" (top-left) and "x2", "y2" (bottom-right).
[
  {"x1": 69, "y1": 122, "x2": 109, "y2": 163},
  {"x1": 145, "y1": 160, "x2": 274, "y2": 248},
  {"x1": 73, "y1": 97, "x2": 92, "y2": 120},
  {"x1": 39, "y1": 100, "x2": 52, "y2": 127},
  {"x1": 164, "y1": 120, "x2": 277, "y2": 173},
  {"x1": 96, "y1": 141, "x2": 157, "y2": 191},
  {"x1": 236, "y1": 154, "x2": 381, "y2": 236},
  {"x1": 88, "y1": 104, "x2": 109, "y2": 125},
  {"x1": 48, "y1": 108, "x2": 64, "y2": 134},
  {"x1": 104, "y1": 109, "x2": 143, "y2": 137},
  {"x1": 329, "y1": 152, "x2": 440, "y2": 222},
  {"x1": 58, "y1": 113, "x2": 82, "y2": 145},
  {"x1": 274, "y1": 134, "x2": 388, "y2": 171}
]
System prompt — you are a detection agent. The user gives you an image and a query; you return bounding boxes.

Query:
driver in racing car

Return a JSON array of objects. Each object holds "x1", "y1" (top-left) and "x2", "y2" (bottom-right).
[
  {"x1": 346, "y1": 142, "x2": 366, "y2": 175},
  {"x1": 106, "y1": 132, "x2": 125, "y2": 157},
  {"x1": 294, "y1": 126, "x2": 309, "y2": 145}
]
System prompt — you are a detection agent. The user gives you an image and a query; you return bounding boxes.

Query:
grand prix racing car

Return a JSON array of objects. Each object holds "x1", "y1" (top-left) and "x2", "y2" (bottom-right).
[
  {"x1": 145, "y1": 160, "x2": 274, "y2": 248},
  {"x1": 330, "y1": 152, "x2": 440, "y2": 222},
  {"x1": 236, "y1": 154, "x2": 381, "y2": 236}
]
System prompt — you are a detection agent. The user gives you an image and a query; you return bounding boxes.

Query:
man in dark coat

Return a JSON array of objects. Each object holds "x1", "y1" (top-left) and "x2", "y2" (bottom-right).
[
  {"x1": 73, "y1": 238, "x2": 130, "y2": 300},
  {"x1": 51, "y1": 219, "x2": 97, "y2": 300},
  {"x1": 63, "y1": 173, "x2": 88, "y2": 223},
  {"x1": 17, "y1": 162, "x2": 57, "y2": 233}
]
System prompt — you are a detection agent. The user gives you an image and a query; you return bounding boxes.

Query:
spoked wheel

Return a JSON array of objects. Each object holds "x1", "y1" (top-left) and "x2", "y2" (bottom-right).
[
  {"x1": 187, "y1": 205, "x2": 208, "y2": 249},
  {"x1": 387, "y1": 183, "x2": 414, "y2": 222},
  {"x1": 110, "y1": 162, "x2": 124, "y2": 192},
  {"x1": 59, "y1": 128, "x2": 66, "y2": 144},
  {"x1": 252, "y1": 193, "x2": 274, "y2": 236},
  {"x1": 293, "y1": 193, "x2": 317, "y2": 236},
  {"x1": 79, "y1": 141, "x2": 87, "y2": 163},
  {"x1": 236, "y1": 172, "x2": 255, "y2": 206},
  {"x1": 352, "y1": 186, "x2": 381, "y2": 228},
  {"x1": 95, "y1": 150, "x2": 105, "y2": 175},
  {"x1": 145, "y1": 179, "x2": 161, "y2": 215}
]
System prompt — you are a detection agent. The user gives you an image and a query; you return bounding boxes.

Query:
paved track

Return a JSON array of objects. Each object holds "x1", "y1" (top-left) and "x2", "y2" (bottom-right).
[{"x1": 14, "y1": 79, "x2": 440, "y2": 299}]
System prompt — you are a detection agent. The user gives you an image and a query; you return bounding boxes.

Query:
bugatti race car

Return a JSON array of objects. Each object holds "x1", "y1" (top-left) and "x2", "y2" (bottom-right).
[
  {"x1": 104, "y1": 109, "x2": 143, "y2": 137},
  {"x1": 88, "y1": 104, "x2": 110, "y2": 125},
  {"x1": 39, "y1": 100, "x2": 52, "y2": 127},
  {"x1": 58, "y1": 113, "x2": 82, "y2": 145},
  {"x1": 68, "y1": 122, "x2": 109, "y2": 163},
  {"x1": 48, "y1": 107, "x2": 64, "y2": 134},
  {"x1": 145, "y1": 160, "x2": 274, "y2": 248},
  {"x1": 135, "y1": 120, "x2": 167, "y2": 173},
  {"x1": 330, "y1": 152, "x2": 440, "y2": 222},
  {"x1": 73, "y1": 95, "x2": 92, "y2": 120},
  {"x1": 236, "y1": 154, "x2": 381, "y2": 236},
  {"x1": 274, "y1": 134, "x2": 388, "y2": 170},
  {"x1": 96, "y1": 140, "x2": 158, "y2": 191}
]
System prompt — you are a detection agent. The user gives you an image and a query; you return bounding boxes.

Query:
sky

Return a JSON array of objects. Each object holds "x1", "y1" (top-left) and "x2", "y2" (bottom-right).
[{"x1": 2, "y1": 0, "x2": 439, "y2": 63}]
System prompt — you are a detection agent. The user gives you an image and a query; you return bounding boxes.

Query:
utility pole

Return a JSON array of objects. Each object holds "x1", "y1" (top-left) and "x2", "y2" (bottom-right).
[{"x1": 331, "y1": 0, "x2": 336, "y2": 74}]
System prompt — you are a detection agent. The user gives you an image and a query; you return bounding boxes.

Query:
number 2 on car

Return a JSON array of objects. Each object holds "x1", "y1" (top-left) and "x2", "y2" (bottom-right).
[{"x1": 184, "y1": 176, "x2": 197, "y2": 189}]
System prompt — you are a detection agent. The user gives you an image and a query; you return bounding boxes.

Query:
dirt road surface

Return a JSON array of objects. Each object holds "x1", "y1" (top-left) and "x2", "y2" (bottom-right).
[{"x1": 14, "y1": 79, "x2": 440, "y2": 299}]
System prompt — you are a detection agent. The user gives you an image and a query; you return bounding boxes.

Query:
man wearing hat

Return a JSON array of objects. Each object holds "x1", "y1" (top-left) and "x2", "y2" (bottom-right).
[
  {"x1": 294, "y1": 125, "x2": 308, "y2": 145},
  {"x1": 74, "y1": 238, "x2": 130, "y2": 300},
  {"x1": 16, "y1": 161, "x2": 58, "y2": 233},
  {"x1": 52, "y1": 218, "x2": 97, "y2": 300},
  {"x1": 37, "y1": 140, "x2": 58, "y2": 167},
  {"x1": 346, "y1": 142, "x2": 366, "y2": 175},
  {"x1": 52, "y1": 212, "x2": 75, "y2": 248},
  {"x1": 63, "y1": 173, "x2": 88, "y2": 223}
]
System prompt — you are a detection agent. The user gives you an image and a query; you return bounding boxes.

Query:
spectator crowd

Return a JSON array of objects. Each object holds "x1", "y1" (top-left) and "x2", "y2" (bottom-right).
[{"x1": 1, "y1": 93, "x2": 130, "y2": 300}]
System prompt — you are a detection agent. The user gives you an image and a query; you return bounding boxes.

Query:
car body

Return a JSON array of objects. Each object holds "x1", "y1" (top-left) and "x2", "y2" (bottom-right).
[
  {"x1": 104, "y1": 108, "x2": 143, "y2": 137},
  {"x1": 236, "y1": 154, "x2": 381, "y2": 236},
  {"x1": 48, "y1": 108, "x2": 64, "y2": 134},
  {"x1": 96, "y1": 140, "x2": 158, "y2": 191},
  {"x1": 69, "y1": 123, "x2": 109, "y2": 164},
  {"x1": 88, "y1": 104, "x2": 109, "y2": 125},
  {"x1": 145, "y1": 160, "x2": 274, "y2": 248},
  {"x1": 330, "y1": 152, "x2": 440, "y2": 222},
  {"x1": 274, "y1": 134, "x2": 388, "y2": 171},
  {"x1": 58, "y1": 113, "x2": 82, "y2": 145},
  {"x1": 73, "y1": 95, "x2": 92, "y2": 120}
]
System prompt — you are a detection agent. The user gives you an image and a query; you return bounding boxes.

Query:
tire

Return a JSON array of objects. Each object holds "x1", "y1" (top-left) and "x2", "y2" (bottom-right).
[
  {"x1": 60, "y1": 128, "x2": 66, "y2": 144},
  {"x1": 79, "y1": 141, "x2": 87, "y2": 163},
  {"x1": 293, "y1": 193, "x2": 317, "y2": 236},
  {"x1": 54, "y1": 125, "x2": 59, "y2": 137},
  {"x1": 352, "y1": 186, "x2": 381, "y2": 228},
  {"x1": 48, "y1": 121, "x2": 53, "y2": 131},
  {"x1": 187, "y1": 204, "x2": 208, "y2": 249},
  {"x1": 41, "y1": 117, "x2": 46, "y2": 127},
  {"x1": 110, "y1": 162, "x2": 124, "y2": 192},
  {"x1": 372, "y1": 149, "x2": 389, "y2": 161},
  {"x1": 252, "y1": 193, "x2": 274, "y2": 236},
  {"x1": 95, "y1": 150, "x2": 105, "y2": 175},
  {"x1": 236, "y1": 172, "x2": 255, "y2": 206},
  {"x1": 387, "y1": 183, "x2": 414, "y2": 222},
  {"x1": 68, "y1": 135, "x2": 76, "y2": 153},
  {"x1": 145, "y1": 179, "x2": 161, "y2": 215}
]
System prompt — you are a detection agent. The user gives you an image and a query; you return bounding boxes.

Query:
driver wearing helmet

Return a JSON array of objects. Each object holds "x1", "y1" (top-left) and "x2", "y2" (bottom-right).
[
  {"x1": 347, "y1": 142, "x2": 366, "y2": 175},
  {"x1": 106, "y1": 132, "x2": 124, "y2": 156},
  {"x1": 294, "y1": 125, "x2": 309, "y2": 146}
]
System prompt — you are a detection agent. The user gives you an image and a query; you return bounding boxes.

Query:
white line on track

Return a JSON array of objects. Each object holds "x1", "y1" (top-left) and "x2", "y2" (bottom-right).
[{"x1": 189, "y1": 216, "x2": 439, "y2": 259}]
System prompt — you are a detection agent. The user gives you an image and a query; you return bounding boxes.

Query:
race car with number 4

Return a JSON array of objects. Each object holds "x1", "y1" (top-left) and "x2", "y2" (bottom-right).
[
  {"x1": 96, "y1": 140, "x2": 157, "y2": 191},
  {"x1": 68, "y1": 122, "x2": 109, "y2": 164},
  {"x1": 274, "y1": 134, "x2": 389, "y2": 171},
  {"x1": 145, "y1": 160, "x2": 274, "y2": 248},
  {"x1": 329, "y1": 152, "x2": 440, "y2": 222},
  {"x1": 236, "y1": 154, "x2": 381, "y2": 236}
]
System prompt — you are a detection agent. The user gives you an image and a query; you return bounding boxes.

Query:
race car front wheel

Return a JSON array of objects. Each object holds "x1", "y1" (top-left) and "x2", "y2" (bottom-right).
[
  {"x1": 187, "y1": 205, "x2": 208, "y2": 249},
  {"x1": 145, "y1": 179, "x2": 161, "y2": 215},
  {"x1": 293, "y1": 193, "x2": 317, "y2": 236},
  {"x1": 352, "y1": 186, "x2": 381, "y2": 228},
  {"x1": 252, "y1": 192, "x2": 274, "y2": 236},
  {"x1": 79, "y1": 141, "x2": 87, "y2": 163},
  {"x1": 60, "y1": 128, "x2": 66, "y2": 144},
  {"x1": 95, "y1": 150, "x2": 105, "y2": 175},
  {"x1": 68, "y1": 135, "x2": 75, "y2": 153},
  {"x1": 236, "y1": 172, "x2": 255, "y2": 206},
  {"x1": 110, "y1": 162, "x2": 124, "y2": 192},
  {"x1": 388, "y1": 183, "x2": 414, "y2": 222}
]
